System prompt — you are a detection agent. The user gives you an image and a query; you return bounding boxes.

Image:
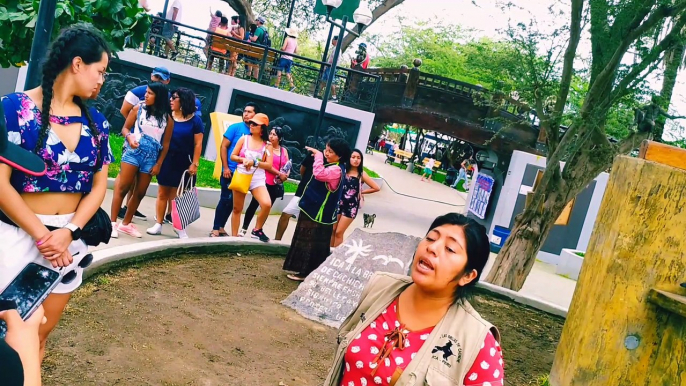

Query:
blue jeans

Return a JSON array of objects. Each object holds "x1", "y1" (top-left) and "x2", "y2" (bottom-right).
[
  {"x1": 451, "y1": 169, "x2": 467, "y2": 188},
  {"x1": 212, "y1": 175, "x2": 234, "y2": 231},
  {"x1": 121, "y1": 134, "x2": 162, "y2": 174}
]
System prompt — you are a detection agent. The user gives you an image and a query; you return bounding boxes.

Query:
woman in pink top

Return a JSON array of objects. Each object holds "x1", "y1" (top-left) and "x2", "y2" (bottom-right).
[
  {"x1": 283, "y1": 138, "x2": 351, "y2": 281},
  {"x1": 275, "y1": 27, "x2": 299, "y2": 91},
  {"x1": 240, "y1": 124, "x2": 290, "y2": 237}
]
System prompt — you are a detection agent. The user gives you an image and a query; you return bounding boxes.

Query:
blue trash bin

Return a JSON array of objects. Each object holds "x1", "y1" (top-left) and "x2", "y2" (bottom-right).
[{"x1": 490, "y1": 225, "x2": 511, "y2": 253}]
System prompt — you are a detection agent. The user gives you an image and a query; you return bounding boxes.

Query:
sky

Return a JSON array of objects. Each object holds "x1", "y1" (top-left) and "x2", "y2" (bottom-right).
[{"x1": 142, "y1": 0, "x2": 686, "y2": 139}]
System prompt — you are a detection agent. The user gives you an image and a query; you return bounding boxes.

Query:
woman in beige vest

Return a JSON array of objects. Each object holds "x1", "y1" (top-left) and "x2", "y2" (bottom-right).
[{"x1": 324, "y1": 213, "x2": 504, "y2": 386}]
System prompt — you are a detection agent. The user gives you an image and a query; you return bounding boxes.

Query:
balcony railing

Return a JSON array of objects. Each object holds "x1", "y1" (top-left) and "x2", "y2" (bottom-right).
[{"x1": 136, "y1": 16, "x2": 380, "y2": 112}]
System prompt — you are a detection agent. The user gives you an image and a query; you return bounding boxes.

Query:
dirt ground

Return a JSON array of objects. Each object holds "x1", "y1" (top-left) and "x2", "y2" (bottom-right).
[{"x1": 42, "y1": 254, "x2": 563, "y2": 386}]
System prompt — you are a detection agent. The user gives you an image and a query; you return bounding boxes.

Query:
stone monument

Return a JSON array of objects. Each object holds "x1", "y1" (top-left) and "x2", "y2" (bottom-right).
[{"x1": 282, "y1": 229, "x2": 421, "y2": 328}]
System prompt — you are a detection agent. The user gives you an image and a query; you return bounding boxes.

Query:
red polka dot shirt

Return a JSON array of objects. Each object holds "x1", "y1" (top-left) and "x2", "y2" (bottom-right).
[{"x1": 340, "y1": 299, "x2": 504, "y2": 386}]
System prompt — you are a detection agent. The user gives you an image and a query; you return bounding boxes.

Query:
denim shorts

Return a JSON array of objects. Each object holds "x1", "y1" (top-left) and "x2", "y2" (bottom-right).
[
  {"x1": 122, "y1": 134, "x2": 162, "y2": 174},
  {"x1": 277, "y1": 58, "x2": 293, "y2": 73}
]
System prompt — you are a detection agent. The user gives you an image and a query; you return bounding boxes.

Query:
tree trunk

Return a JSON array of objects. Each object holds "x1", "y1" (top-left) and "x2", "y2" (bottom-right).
[
  {"x1": 222, "y1": 0, "x2": 255, "y2": 26},
  {"x1": 340, "y1": 0, "x2": 406, "y2": 53},
  {"x1": 654, "y1": 43, "x2": 685, "y2": 142},
  {"x1": 485, "y1": 132, "x2": 612, "y2": 290}
]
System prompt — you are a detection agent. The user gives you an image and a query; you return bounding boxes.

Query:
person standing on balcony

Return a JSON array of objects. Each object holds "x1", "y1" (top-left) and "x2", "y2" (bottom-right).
[
  {"x1": 207, "y1": 17, "x2": 231, "y2": 74},
  {"x1": 248, "y1": 16, "x2": 269, "y2": 80},
  {"x1": 320, "y1": 35, "x2": 339, "y2": 101},
  {"x1": 162, "y1": 0, "x2": 183, "y2": 60},
  {"x1": 274, "y1": 27, "x2": 299, "y2": 92},
  {"x1": 228, "y1": 16, "x2": 245, "y2": 77}
]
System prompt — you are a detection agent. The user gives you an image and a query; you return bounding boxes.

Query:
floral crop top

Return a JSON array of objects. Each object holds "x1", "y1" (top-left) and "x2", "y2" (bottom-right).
[{"x1": 1, "y1": 93, "x2": 113, "y2": 193}]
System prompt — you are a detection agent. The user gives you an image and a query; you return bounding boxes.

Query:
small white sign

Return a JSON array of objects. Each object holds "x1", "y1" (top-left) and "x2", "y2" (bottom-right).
[
  {"x1": 519, "y1": 185, "x2": 533, "y2": 195},
  {"x1": 491, "y1": 235, "x2": 502, "y2": 245}
]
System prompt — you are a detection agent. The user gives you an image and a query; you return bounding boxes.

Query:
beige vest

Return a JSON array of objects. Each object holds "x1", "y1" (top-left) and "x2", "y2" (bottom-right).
[{"x1": 323, "y1": 272, "x2": 500, "y2": 386}]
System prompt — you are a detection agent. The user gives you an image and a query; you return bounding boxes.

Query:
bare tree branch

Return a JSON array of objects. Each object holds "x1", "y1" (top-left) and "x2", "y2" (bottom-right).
[
  {"x1": 610, "y1": 16, "x2": 686, "y2": 102},
  {"x1": 340, "y1": 0, "x2": 407, "y2": 52},
  {"x1": 221, "y1": 0, "x2": 256, "y2": 25},
  {"x1": 550, "y1": 0, "x2": 584, "y2": 151},
  {"x1": 615, "y1": 129, "x2": 651, "y2": 154}
]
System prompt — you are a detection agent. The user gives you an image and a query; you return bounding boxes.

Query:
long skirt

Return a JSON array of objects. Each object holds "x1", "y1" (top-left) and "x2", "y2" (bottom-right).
[{"x1": 283, "y1": 214, "x2": 333, "y2": 276}]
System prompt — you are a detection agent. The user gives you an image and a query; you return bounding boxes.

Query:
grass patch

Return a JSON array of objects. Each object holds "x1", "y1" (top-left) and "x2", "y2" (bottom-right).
[
  {"x1": 363, "y1": 166, "x2": 380, "y2": 178},
  {"x1": 575, "y1": 252, "x2": 585, "y2": 257},
  {"x1": 108, "y1": 134, "x2": 296, "y2": 192}
]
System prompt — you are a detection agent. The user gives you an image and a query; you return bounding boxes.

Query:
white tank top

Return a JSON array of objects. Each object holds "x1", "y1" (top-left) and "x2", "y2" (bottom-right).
[{"x1": 135, "y1": 103, "x2": 167, "y2": 143}]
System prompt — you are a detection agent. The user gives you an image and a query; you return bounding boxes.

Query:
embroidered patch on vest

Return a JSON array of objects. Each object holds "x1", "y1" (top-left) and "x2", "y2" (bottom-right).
[{"x1": 431, "y1": 334, "x2": 463, "y2": 368}]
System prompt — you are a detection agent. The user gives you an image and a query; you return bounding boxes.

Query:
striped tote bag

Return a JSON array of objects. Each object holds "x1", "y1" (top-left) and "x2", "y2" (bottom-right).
[{"x1": 171, "y1": 171, "x2": 201, "y2": 230}]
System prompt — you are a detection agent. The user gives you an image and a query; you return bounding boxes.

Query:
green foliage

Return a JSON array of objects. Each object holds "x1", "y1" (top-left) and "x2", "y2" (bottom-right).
[
  {"x1": 363, "y1": 167, "x2": 379, "y2": 178},
  {"x1": 0, "y1": 0, "x2": 151, "y2": 68},
  {"x1": 371, "y1": 24, "x2": 523, "y2": 90},
  {"x1": 108, "y1": 134, "x2": 297, "y2": 192}
]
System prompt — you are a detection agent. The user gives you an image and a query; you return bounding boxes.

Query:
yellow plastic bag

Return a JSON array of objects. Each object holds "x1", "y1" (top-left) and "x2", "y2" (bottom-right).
[{"x1": 228, "y1": 171, "x2": 253, "y2": 194}]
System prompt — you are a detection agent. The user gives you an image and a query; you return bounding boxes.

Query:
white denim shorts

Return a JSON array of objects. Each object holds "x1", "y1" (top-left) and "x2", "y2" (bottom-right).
[
  {"x1": 282, "y1": 196, "x2": 301, "y2": 218},
  {"x1": 0, "y1": 213, "x2": 89, "y2": 294}
]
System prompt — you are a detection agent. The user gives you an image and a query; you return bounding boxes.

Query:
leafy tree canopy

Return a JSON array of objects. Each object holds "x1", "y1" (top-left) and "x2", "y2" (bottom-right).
[{"x1": 0, "y1": 0, "x2": 151, "y2": 68}]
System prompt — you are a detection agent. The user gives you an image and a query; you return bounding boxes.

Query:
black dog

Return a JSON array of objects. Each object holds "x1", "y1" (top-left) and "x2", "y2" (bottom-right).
[
  {"x1": 431, "y1": 341, "x2": 454, "y2": 361},
  {"x1": 363, "y1": 213, "x2": 376, "y2": 228}
]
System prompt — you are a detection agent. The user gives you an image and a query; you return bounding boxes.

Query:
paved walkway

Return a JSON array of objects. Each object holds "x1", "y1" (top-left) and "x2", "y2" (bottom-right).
[{"x1": 98, "y1": 152, "x2": 575, "y2": 310}]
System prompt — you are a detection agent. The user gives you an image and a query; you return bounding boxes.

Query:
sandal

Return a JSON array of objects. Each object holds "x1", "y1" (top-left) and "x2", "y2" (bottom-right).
[
  {"x1": 209, "y1": 231, "x2": 229, "y2": 237},
  {"x1": 287, "y1": 274, "x2": 306, "y2": 282}
]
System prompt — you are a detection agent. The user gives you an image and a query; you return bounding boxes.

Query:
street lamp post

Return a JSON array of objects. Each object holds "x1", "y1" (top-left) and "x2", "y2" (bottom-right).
[
  {"x1": 24, "y1": 0, "x2": 58, "y2": 90},
  {"x1": 312, "y1": 0, "x2": 372, "y2": 143}
]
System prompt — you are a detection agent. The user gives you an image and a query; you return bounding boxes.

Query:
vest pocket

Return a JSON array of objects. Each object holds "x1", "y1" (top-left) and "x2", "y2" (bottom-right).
[{"x1": 424, "y1": 368, "x2": 456, "y2": 386}]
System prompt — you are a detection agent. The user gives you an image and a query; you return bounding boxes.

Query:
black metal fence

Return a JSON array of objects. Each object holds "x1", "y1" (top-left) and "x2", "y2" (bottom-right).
[{"x1": 137, "y1": 16, "x2": 379, "y2": 112}]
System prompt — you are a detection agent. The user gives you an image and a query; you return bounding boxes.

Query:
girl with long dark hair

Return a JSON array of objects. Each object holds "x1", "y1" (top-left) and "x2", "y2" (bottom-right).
[
  {"x1": 330, "y1": 149, "x2": 380, "y2": 247},
  {"x1": 229, "y1": 113, "x2": 273, "y2": 240},
  {"x1": 239, "y1": 123, "x2": 291, "y2": 237},
  {"x1": 110, "y1": 82, "x2": 174, "y2": 238},
  {"x1": 0, "y1": 24, "x2": 113, "y2": 360},
  {"x1": 283, "y1": 138, "x2": 350, "y2": 281},
  {"x1": 147, "y1": 88, "x2": 204, "y2": 239}
]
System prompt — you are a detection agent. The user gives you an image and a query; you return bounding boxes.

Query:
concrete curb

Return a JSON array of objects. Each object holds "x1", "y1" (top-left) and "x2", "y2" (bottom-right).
[
  {"x1": 106, "y1": 177, "x2": 294, "y2": 213},
  {"x1": 85, "y1": 237, "x2": 290, "y2": 280},
  {"x1": 85, "y1": 238, "x2": 569, "y2": 319},
  {"x1": 475, "y1": 281, "x2": 568, "y2": 318}
]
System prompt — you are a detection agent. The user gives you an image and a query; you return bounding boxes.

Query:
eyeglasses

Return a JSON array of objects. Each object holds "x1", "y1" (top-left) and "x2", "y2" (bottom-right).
[
  {"x1": 170, "y1": 95, "x2": 179, "y2": 100},
  {"x1": 60, "y1": 253, "x2": 94, "y2": 285},
  {"x1": 249, "y1": 122, "x2": 260, "y2": 126}
]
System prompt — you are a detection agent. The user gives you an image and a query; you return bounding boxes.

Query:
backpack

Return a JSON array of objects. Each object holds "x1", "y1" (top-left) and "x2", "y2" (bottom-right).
[{"x1": 258, "y1": 26, "x2": 272, "y2": 47}]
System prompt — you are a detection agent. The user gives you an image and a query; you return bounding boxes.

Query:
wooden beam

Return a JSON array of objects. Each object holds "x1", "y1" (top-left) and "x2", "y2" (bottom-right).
[
  {"x1": 549, "y1": 156, "x2": 686, "y2": 385},
  {"x1": 638, "y1": 140, "x2": 686, "y2": 171},
  {"x1": 648, "y1": 289, "x2": 686, "y2": 319}
]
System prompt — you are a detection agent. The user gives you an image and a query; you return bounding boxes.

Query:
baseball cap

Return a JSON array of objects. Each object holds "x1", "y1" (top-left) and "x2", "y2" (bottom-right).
[
  {"x1": 257, "y1": 16, "x2": 266, "y2": 24},
  {"x1": 0, "y1": 101, "x2": 47, "y2": 176},
  {"x1": 151, "y1": 66, "x2": 171, "y2": 81},
  {"x1": 249, "y1": 113, "x2": 269, "y2": 126}
]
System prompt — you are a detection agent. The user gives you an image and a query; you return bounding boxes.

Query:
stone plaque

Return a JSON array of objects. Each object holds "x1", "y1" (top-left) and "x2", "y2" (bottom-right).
[{"x1": 282, "y1": 229, "x2": 421, "y2": 328}]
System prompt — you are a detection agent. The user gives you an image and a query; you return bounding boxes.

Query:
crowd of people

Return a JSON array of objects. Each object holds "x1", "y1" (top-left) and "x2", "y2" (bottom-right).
[{"x1": 0, "y1": 22, "x2": 506, "y2": 386}]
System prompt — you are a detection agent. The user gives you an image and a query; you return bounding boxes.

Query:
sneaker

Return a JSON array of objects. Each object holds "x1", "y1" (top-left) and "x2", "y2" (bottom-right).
[
  {"x1": 251, "y1": 228, "x2": 270, "y2": 243},
  {"x1": 147, "y1": 223, "x2": 163, "y2": 235},
  {"x1": 173, "y1": 228, "x2": 189, "y2": 239},
  {"x1": 117, "y1": 223, "x2": 142, "y2": 238},
  {"x1": 134, "y1": 210, "x2": 147, "y2": 221},
  {"x1": 118, "y1": 206, "x2": 127, "y2": 219},
  {"x1": 111, "y1": 222, "x2": 119, "y2": 239},
  {"x1": 238, "y1": 228, "x2": 247, "y2": 237}
]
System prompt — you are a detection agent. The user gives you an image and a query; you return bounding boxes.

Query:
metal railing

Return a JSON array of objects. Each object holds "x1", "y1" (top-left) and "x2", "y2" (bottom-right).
[{"x1": 136, "y1": 16, "x2": 380, "y2": 112}]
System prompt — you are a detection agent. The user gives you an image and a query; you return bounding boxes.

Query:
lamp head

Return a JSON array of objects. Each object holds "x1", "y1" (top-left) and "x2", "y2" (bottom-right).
[
  {"x1": 353, "y1": 2, "x2": 373, "y2": 30},
  {"x1": 322, "y1": 0, "x2": 343, "y2": 15}
]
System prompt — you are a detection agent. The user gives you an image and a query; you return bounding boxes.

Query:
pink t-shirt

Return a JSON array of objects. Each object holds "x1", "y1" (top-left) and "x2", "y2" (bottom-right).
[
  {"x1": 281, "y1": 37, "x2": 298, "y2": 60},
  {"x1": 313, "y1": 152, "x2": 342, "y2": 191},
  {"x1": 208, "y1": 15, "x2": 220, "y2": 31},
  {"x1": 266, "y1": 147, "x2": 288, "y2": 185}
]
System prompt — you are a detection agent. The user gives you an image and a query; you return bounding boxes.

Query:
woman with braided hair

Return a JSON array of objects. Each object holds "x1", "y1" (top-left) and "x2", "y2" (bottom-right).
[{"x1": 0, "y1": 24, "x2": 113, "y2": 361}]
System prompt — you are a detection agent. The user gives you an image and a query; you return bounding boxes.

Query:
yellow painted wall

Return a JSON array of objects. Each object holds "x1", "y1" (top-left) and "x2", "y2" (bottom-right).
[
  {"x1": 550, "y1": 156, "x2": 686, "y2": 385},
  {"x1": 209, "y1": 112, "x2": 243, "y2": 180}
]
